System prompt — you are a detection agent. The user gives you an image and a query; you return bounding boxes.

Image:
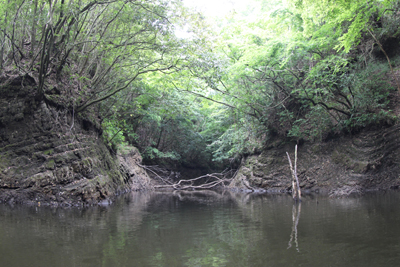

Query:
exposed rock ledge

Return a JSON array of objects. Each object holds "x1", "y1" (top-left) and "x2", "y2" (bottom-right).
[
  {"x1": 0, "y1": 75, "x2": 153, "y2": 206},
  {"x1": 229, "y1": 124, "x2": 400, "y2": 195}
]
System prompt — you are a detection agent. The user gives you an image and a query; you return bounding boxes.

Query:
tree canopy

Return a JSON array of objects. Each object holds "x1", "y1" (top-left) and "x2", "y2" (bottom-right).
[{"x1": 2, "y1": 0, "x2": 399, "y2": 171}]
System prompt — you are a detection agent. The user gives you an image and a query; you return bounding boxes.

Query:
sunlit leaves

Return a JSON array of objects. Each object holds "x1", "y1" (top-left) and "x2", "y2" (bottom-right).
[{"x1": 288, "y1": 0, "x2": 398, "y2": 52}]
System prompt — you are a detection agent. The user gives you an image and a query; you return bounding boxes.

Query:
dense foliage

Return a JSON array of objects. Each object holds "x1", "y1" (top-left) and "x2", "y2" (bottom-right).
[{"x1": 2, "y1": 0, "x2": 400, "y2": 171}]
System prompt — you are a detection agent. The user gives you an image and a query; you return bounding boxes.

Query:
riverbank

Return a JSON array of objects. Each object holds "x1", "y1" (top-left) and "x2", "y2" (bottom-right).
[
  {"x1": 0, "y1": 75, "x2": 153, "y2": 206},
  {"x1": 229, "y1": 123, "x2": 400, "y2": 196}
]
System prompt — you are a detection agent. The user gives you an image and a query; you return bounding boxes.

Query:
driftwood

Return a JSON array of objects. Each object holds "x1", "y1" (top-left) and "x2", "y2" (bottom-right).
[
  {"x1": 154, "y1": 173, "x2": 232, "y2": 190},
  {"x1": 286, "y1": 145, "x2": 302, "y2": 201},
  {"x1": 140, "y1": 164, "x2": 235, "y2": 190},
  {"x1": 138, "y1": 164, "x2": 176, "y2": 185}
]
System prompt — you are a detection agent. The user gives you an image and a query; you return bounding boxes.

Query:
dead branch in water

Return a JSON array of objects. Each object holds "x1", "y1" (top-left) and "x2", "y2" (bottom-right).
[
  {"x1": 154, "y1": 173, "x2": 232, "y2": 190},
  {"x1": 140, "y1": 165, "x2": 235, "y2": 190},
  {"x1": 286, "y1": 145, "x2": 301, "y2": 202},
  {"x1": 137, "y1": 164, "x2": 176, "y2": 185}
]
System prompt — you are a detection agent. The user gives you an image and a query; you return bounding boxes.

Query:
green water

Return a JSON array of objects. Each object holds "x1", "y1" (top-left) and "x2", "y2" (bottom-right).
[{"x1": 1, "y1": 190, "x2": 400, "y2": 266}]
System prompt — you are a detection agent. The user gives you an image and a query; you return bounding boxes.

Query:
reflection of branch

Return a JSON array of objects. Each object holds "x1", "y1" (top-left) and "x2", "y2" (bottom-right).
[{"x1": 287, "y1": 203, "x2": 301, "y2": 252}]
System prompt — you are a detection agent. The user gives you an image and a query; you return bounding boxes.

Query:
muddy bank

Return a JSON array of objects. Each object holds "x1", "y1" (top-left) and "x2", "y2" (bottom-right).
[
  {"x1": 229, "y1": 124, "x2": 400, "y2": 195},
  {"x1": 0, "y1": 75, "x2": 153, "y2": 206}
]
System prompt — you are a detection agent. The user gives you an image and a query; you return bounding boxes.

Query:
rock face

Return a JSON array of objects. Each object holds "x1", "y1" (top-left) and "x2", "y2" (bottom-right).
[
  {"x1": 0, "y1": 75, "x2": 153, "y2": 206},
  {"x1": 229, "y1": 124, "x2": 400, "y2": 194},
  {"x1": 118, "y1": 146, "x2": 153, "y2": 191}
]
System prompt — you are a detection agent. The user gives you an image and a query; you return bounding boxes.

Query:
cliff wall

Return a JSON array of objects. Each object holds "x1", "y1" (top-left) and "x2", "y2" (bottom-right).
[
  {"x1": 229, "y1": 124, "x2": 400, "y2": 195},
  {"x1": 0, "y1": 75, "x2": 153, "y2": 206}
]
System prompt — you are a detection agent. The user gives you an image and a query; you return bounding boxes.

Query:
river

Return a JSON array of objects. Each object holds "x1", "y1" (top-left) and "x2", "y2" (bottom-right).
[{"x1": 1, "y1": 190, "x2": 400, "y2": 266}]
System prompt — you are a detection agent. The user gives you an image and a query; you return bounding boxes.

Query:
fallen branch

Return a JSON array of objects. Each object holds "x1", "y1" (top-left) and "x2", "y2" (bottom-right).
[
  {"x1": 138, "y1": 162, "x2": 236, "y2": 190},
  {"x1": 153, "y1": 172, "x2": 234, "y2": 190},
  {"x1": 137, "y1": 164, "x2": 174, "y2": 185}
]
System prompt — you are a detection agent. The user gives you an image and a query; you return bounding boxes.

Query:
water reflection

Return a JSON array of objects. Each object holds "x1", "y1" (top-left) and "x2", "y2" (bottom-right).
[
  {"x1": 288, "y1": 203, "x2": 301, "y2": 252},
  {"x1": 1, "y1": 191, "x2": 400, "y2": 266}
]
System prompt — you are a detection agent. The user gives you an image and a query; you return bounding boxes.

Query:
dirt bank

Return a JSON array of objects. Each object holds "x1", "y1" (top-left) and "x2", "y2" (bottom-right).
[{"x1": 229, "y1": 124, "x2": 400, "y2": 195}]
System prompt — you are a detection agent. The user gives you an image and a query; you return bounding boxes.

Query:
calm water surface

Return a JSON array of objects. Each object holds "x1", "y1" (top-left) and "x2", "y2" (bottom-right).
[{"x1": 1, "y1": 190, "x2": 400, "y2": 266}]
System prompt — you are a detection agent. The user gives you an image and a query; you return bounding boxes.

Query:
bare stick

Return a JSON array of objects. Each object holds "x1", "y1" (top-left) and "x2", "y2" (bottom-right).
[
  {"x1": 286, "y1": 152, "x2": 297, "y2": 200},
  {"x1": 286, "y1": 145, "x2": 301, "y2": 201},
  {"x1": 138, "y1": 164, "x2": 173, "y2": 185},
  {"x1": 294, "y1": 145, "x2": 301, "y2": 201}
]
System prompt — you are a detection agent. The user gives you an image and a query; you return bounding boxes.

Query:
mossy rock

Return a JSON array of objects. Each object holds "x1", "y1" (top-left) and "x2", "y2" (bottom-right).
[
  {"x1": 45, "y1": 159, "x2": 55, "y2": 170},
  {"x1": 25, "y1": 171, "x2": 55, "y2": 188},
  {"x1": 54, "y1": 166, "x2": 74, "y2": 184},
  {"x1": 43, "y1": 149, "x2": 54, "y2": 156}
]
